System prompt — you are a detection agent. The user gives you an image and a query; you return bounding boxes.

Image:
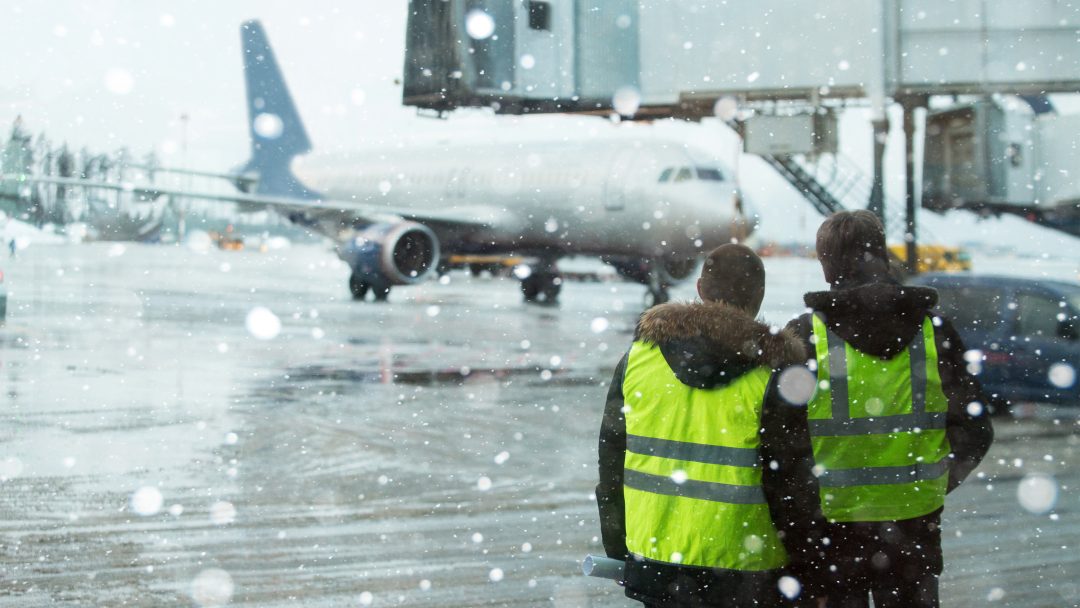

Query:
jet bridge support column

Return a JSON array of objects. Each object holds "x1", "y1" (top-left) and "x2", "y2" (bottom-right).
[
  {"x1": 901, "y1": 97, "x2": 927, "y2": 274},
  {"x1": 868, "y1": 116, "x2": 889, "y2": 226}
]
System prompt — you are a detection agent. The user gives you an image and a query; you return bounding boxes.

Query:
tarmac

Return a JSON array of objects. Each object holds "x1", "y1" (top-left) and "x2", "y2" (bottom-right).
[{"x1": 0, "y1": 241, "x2": 1076, "y2": 607}]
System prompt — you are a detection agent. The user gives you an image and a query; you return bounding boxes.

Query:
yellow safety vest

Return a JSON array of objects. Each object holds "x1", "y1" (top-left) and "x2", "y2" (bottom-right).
[
  {"x1": 622, "y1": 341, "x2": 787, "y2": 571},
  {"x1": 807, "y1": 314, "x2": 952, "y2": 522}
]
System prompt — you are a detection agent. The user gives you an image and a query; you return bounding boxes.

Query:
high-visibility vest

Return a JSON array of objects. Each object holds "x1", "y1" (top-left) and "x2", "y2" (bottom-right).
[
  {"x1": 621, "y1": 341, "x2": 787, "y2": 571},
  {"x1": 807, "y1": 314, "x2": 951, "y2": 522}
]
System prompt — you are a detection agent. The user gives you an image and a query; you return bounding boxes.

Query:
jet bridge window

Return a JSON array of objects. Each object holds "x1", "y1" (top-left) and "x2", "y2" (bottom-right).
[
  {"x1": 528, "y1": 1, "x2": 551, "y2": 31},
  {"x1": 696, "y1": 167, "x2": 725, "y2": 181},
  {"x1": 673, "y1": 167, "x2": 694, "y2": 182},
  {"x1": 658, "y1": 168, "x2": 674, "y2": 182}
]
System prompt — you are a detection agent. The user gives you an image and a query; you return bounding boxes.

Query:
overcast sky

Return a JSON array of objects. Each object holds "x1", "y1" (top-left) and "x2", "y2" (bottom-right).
[{"x1": 2, "y1": 1, "x2": 1078, "y2": 252}]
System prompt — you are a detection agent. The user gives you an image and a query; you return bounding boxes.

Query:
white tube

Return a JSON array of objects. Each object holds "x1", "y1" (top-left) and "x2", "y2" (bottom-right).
[{"x1": 581, "y1": 554, "x2": 625, "y2": 580}]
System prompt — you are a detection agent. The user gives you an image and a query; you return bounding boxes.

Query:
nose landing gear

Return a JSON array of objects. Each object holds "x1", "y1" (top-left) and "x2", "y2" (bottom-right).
[
  {"x1": 644, "y1": 282, "x2": 670, "y2": 308},
  {"x1": 644, "y1": 264, "x2": 671, "y2": 307},
  {"x1": 604, "y1": 255, "x2": 684, "y2": 308}
]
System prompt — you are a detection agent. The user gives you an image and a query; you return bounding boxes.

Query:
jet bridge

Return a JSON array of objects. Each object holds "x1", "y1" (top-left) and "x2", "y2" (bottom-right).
[
  {"x1": 924, "y1": 99, "x2": 1080, "y2": 237},
  {"x1": 404, "y1": 1, "x2": 1080, "y2": 116},
  {"x1": 403, "y1": 0, "x2": 1080, "y2": 265}
]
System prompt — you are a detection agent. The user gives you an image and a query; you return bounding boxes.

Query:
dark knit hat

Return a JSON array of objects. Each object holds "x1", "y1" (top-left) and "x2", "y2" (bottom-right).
[
  {"x1": 815, "y1": 210, "x2": 890, "y2": 286},
  {"x1": 698, "y1": 243, "x2": 765, "y2": 315}
]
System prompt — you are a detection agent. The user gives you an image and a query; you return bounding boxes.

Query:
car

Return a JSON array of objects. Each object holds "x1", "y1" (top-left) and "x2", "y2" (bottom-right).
[{"x1": 908, "y1": 273, "x2": 1080, "y2": 409}]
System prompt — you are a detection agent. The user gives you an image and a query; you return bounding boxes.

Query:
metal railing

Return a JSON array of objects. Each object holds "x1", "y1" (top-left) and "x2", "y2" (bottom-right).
[{"x1": 762, "y1": 152, "x2": 930, "y2": 243}]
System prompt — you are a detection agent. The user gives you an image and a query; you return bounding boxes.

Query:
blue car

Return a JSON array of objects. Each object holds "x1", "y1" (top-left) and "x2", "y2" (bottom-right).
[{"x1": 908, "y1": 273, "x2": 1080, "y2": 409}]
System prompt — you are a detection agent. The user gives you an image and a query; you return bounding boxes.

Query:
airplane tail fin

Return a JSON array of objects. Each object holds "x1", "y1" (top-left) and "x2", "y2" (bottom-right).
[{"x1": 240, "y1": 20, "x2": 318, "y2": 199}]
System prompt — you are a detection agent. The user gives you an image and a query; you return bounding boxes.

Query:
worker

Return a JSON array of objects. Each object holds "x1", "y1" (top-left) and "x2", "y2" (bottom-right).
[
  {"x1": 597, "y1": 244, "x2": 807, "y2": 607},
  {"x1": 761, "y1": 210, "x2": 994, "y2": 607}
]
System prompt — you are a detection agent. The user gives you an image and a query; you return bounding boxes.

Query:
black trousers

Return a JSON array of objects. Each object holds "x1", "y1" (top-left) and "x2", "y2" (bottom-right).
[
  {"x1": 640, "y1": 584, "x2": 813, "y2": 608},
  {"x1": 628, "y1": 564, "x2": 785, "y2": 608},
  {"x1": 825, "y1": 574, "x2": 939, "y2": 608},
  {"x1": 639, "y1": 578, "x2": 780, "y2": 608},
  {"x1": 818, "y1": 511, "x2": 944, "y2": 608}
]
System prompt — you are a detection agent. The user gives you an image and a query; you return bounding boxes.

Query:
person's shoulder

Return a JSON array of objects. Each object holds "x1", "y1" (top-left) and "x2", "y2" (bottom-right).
[
  {"x1": 782, "y1": 310, "x2": 814, "y2": 336},
  {"x1": 924, "y1": 308, "x2": 962, "y2": 336},
  {"x1": 924, "y1": 309, "x2": 968, "y2": 350}
]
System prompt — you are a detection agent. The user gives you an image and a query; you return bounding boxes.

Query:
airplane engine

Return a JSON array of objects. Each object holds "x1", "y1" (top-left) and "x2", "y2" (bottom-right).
[{"x1": 341, "y1": 221, "x2": 441, "y2": 286}]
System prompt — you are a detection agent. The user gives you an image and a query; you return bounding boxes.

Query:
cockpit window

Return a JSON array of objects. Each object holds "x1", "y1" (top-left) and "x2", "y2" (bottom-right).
[
  {"x1": 673, "y1": 167, "x2": 693, "y2": 182},
  {"x1": 658, "y1": 167, "x2": 673, "y2": 183},
  {"x1": 696, "y1": 167, "x2": 724, "y2": 181}
]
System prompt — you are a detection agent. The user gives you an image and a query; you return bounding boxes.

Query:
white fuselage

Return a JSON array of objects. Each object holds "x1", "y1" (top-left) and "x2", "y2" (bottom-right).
[{"x1": 294, "y1": 135, "x2": 748, "y2": 261}]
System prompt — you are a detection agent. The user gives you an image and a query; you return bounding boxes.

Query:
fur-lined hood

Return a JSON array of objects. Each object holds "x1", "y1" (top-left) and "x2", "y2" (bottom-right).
[
  {"x1": 635, "y1": 301, "x2": 806, "y2": 389},
  {"x1": 804, "y1": 282, "x2": 938, "y2": 358}
]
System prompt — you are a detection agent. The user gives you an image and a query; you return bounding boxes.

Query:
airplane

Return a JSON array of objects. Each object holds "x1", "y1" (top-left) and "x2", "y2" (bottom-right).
[{"x1": 1, "y1": 20, "x2": 753, "y2": 305}]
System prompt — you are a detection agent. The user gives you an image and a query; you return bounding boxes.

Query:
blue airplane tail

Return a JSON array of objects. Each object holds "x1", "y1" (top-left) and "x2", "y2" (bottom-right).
[{"x1": 240, "y1": 20, "x2": 319, "y2": 199}]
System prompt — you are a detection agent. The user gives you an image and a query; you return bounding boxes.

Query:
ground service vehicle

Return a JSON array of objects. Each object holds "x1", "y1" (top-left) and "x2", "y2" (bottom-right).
[{"x1": 889, "y1": 244, "x2": 972, "y2": 273}]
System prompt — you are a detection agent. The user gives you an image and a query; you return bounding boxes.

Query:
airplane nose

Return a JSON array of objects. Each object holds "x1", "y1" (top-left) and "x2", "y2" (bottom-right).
[
  {"x1": 736, "y1": 189, "x2": 758, "y2": 222},
  {"x1": 731, "y1": 189, "x2": 757, "y2": 241},
  {"x1": 683, "y1": 188, "x2": 742, "y2": 248}
]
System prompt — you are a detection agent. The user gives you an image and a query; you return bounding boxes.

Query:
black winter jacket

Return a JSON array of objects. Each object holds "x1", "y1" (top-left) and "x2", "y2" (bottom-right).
[
  {"x1": 759, "y1": 280, "x2": 995, "y2": 598},
  {"x1": 597, "y1": 300, "x2": 807, "y2": 607}
]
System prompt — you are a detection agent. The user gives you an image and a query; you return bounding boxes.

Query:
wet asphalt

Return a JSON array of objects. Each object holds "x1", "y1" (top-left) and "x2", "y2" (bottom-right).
[{"x1": 0, "y1": 242, "x2": 1076, "y2": 607}]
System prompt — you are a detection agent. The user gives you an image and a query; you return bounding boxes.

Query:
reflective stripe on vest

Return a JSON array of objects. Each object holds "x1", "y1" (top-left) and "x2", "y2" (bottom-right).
[
  {"x1": 807, "y1": 314, "x2": 952, "y2": 522},
  {"x1": 621, "y1": 341, "x2": 787, "y2": 571}
]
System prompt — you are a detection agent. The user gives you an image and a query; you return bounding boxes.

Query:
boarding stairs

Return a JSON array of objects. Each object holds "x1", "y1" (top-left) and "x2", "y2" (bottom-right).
[{"x1": 762, "y1": 153, "x2": 918, "y2": 243}]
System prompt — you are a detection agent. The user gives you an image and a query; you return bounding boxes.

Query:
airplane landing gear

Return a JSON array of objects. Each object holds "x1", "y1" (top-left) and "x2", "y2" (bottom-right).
[
  {"x1": 349, "y1": 273, "x2": 390, "y2": 302},
  {"x1": 520, "y1": 262, "x2": 561, "y2": 305},
  {"x1": 644, "y1": 284, "x2": 670, "y2": 308},
  {"x1": 349, "y1": 273, "x2": 368, "y2": 300},
  {"x1": 371, "y1": 284, "x2": 391, "y2": 302},
  {"x1": 605, "y1": 255, "x2": 682, "y2": 308},
  {"x1": 644, "y1": 260, "x2": 672, "y2": 308}
]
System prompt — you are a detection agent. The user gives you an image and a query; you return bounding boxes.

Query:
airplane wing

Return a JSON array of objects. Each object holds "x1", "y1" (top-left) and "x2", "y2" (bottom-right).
[{"x1": 0, "y1": 173, "x2": 497, "y2": 231}]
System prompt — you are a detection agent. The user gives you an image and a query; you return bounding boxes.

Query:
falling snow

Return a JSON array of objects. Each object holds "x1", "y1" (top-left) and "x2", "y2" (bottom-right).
[{"x1": 0, "y1": 4, "x2": 1078, "y2": 607}]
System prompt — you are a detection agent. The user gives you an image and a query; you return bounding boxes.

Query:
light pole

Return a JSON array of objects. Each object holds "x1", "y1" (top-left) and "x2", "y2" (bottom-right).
[{"x1": 178, "y1": 112, "x2": 189, "y2": 242}]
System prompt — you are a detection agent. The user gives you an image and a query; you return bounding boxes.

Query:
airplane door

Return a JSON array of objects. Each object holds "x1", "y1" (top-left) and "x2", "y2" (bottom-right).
[
  {"x1": 445, "y1": 167, "x2": 467, "y2": 200},
  {"x1": 604, "y1": 149, "x2": 637, "y2": 211}
]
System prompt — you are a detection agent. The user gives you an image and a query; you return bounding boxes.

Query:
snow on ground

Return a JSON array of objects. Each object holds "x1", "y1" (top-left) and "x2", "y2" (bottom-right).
[
  {"x1": 0, "y1": 215, "x2": 66, "y2": 249},
  {"x1": 0, "y1": 243, "x2": 1076, "y2": 607}
]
